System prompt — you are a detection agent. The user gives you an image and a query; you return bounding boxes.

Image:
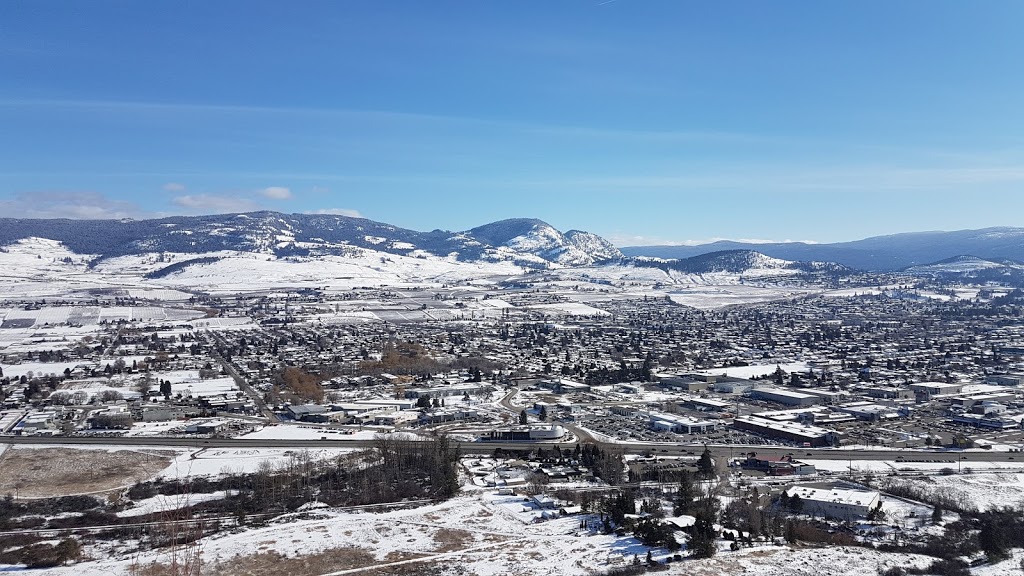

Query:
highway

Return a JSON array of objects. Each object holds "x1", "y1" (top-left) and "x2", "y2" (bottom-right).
[{"x1": 3, "y1": 434, "x2": 1020, "y2": 466}]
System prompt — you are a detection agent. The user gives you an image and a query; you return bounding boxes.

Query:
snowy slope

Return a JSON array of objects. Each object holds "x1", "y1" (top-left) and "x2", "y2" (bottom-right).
[{"x1": 467, "y1": 218, "x2": 621, "y2": 266}]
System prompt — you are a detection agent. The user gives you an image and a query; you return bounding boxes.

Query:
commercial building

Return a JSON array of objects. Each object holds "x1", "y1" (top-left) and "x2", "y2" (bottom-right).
[
  {"x1": 751, "y1": 387, "x2": 820, "y2": 407},
  {"x1": 910, "y1": 382, "x2": 963, "y2": 398},
  {"x1": 482, "y1": 425, "x2": 566, "y2": 442},
  {"x1": 785, "y1": 484, "x2": 880, "y2": 520},
  {"x1": 647, "y1": 412, "x2": 718, "y2": 434},
  {"x1": 732, "y1": 415, "x2": 840, "y2": 447}
]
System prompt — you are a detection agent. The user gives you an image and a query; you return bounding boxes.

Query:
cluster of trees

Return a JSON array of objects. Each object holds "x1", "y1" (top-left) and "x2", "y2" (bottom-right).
[
  {"x1": 358, "y1": 340, "x2": 444, "y2": 377},
  {"x1": 584, "y1": 355, "x2": 655, "y2": 386},
  {"x1": 0, "y1": 538, "x2": 81, "y2": 568},
  {"x1": 272, "y1": 366, "x2": 325, "y2": 403},
  {"x1": 672, "y1": 468, "x2": 720, "y2": 559},
  {"x1": 578, "y1": 443, "x2": 626, "y2": 485},
  {"x1": 122, "y1": 435, "x2": 462, "y2": 528}
]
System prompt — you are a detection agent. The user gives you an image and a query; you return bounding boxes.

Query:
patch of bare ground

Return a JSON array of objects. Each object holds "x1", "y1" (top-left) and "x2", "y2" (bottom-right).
[
  {"x1": 0, "y1": 447, "x2": 173, "y2": 498},
  {"x1": 432, "y1": 527, "x2": 474, "y2": 552},
  {"x1": 686, "y1": 549, "x2": 783, "y2": 576},
  {"x1": 360, "y1": 561, "x2": 468, "y2": 576},
  {"x1": 161, "y1": 547, "x2": 427, "y2": 576}
]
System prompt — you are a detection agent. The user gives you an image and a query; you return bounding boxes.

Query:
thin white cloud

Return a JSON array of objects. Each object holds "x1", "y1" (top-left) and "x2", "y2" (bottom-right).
[
  {"x1": 261, "y1": 186, "x2": 292, "y2": 200},
  {"x1": 172, "y1": 194, "x2": 262, "y2": 214},
  {"x1": 162, "y1": 182, "x2": 186, "y2": 192},
  {"x1": 0, "y1": 97, "x2": 765, "y2": 145},
  {"x1": 0, "y1": 192, "x2": 146, "y2": 220},
  {"x1": 306, "y1": 208, "x2": 363, "y2": 218}
]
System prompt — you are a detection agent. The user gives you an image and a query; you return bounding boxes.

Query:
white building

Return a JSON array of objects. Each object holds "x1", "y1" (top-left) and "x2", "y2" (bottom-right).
[{"x1": 785, "y1": 485, "x2": 880, "y2": 519}]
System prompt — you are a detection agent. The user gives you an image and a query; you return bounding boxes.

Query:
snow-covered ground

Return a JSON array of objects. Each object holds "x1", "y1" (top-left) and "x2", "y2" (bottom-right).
[
  {"x1": 118, "y1": 491, "x2": 231, "y2": 517},
  {"x1": 701, "y1": 362, "x2": 810, "y2": 379},
  {"x1": 20, "y1": 490, "x2": 944, "y2": 576},
  {"x1": 669, "y1": 285, "x2": 816, "y2": 309},
  {"x1": 879, "y1": 472, "x2": 1024, "y2": 512},
  {"x1": 238, "y1": 424, "x2": 389, "y2": 442},
  {"x1": 158, "y1": 447, "x2": 360, "y2": 478}
]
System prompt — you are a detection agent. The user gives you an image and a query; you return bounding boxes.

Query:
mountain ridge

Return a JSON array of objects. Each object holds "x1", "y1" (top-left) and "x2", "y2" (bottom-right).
[
  {"x1": 0, "y1": 211, "x2": 621, "y2": 269},
  {"x1": 621, "y1": 226, "x2": 1024, "y2": 270}
]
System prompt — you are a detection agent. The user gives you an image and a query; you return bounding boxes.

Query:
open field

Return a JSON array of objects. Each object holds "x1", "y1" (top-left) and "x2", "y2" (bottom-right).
[{"x1": 0, "y1": 446, "x2": 173, "y2": 498}]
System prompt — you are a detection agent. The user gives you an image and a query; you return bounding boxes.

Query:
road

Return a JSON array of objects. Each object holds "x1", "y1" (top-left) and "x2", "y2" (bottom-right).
[
  {"x1": 497, "y1": 387, "x2": 598, "y2": 443},
  {"x1": 498, "y1": 388, "x2": 521, "y2": 413},
  {"x1": 3, "y1": 435, "x2": 1020, "y2": 466},
  {"x1": 206, "y1": 330, "x2": 276, "y2": 420}
]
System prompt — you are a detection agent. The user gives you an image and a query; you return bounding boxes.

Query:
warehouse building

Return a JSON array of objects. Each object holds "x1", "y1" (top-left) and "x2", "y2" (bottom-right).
[
  {"x1": 751, "y1": 387, "x2": 820, "y2": 407},
  {"x1": 732, "y1": 415, "x2": 840, "y2": 447},
  {"x1": 785, "y1": 484, "x2": 880, "y2": 520},
  {"x1": 483, "y1": 425, "x2": 566, "y2": 442}
]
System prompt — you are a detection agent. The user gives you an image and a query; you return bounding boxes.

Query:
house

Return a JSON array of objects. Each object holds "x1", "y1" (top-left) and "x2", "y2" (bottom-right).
[{"x1": 532, "y1": 495, "x2": 557, "y2": 509}]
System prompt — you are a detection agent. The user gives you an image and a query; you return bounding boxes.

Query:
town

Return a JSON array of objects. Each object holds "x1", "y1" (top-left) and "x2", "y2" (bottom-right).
[{"x1": 3, "y1": 262, "x2": 1024, "y2": 575}]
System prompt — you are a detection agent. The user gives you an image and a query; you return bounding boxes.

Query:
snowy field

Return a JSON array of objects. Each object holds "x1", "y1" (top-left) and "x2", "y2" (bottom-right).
[
  {"x1": 879, "y1": 472, "x2": 1024, "y2": 512},
  {"x1": 525, "y1": 302, "x2": 611, "y2": 316},
  {"x1": 21, "y1": 490, "x2": 944, "y2": 576},
  {"x1": 701, "y1": 362, "x2": 810, "y2": 379},
  {"x1": 805, "y1": 459, "x2": 1024, "y2": 475},
  {"x1": 159, "y1": 447, "x2": 359, "y2": 478},
  {"x1": 238, "y1": 425, "x2": 389, "y2": 442},
  {"x1": 669, "y1": 285, "x2": 816, "y2": 309},
  {"x1": 0, "y1": 305, "x2": 205, "y2": 327}
]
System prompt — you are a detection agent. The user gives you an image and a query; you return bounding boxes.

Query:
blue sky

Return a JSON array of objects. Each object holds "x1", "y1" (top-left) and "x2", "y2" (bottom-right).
[{"x1": 2, "y1": 1, "x2": 1023, "y2": 245}]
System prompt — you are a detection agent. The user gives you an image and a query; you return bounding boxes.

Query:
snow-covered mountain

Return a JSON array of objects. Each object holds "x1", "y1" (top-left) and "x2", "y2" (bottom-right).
[
  {"x1": 622, "y1": 226, "x2": 1024, "y2": 271},
  {"x1": 630, "y1": 250, "x2": 851, "y2": 277},
  {"x1": 904, "y1": 255, "x2": 1024, "y2": 284},
  {"x1": 467, "y1": 219, "x2": 622, "y2": 266},
  {"x1": 0, "y1": 212, "x2": 620, "y2": 269},
  {"x1": 564, "y1": 230, "x2": 623, "y2": 264}
]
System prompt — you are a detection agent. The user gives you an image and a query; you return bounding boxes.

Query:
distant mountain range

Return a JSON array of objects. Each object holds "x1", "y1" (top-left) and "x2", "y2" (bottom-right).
[
  {"x1": 0, "y1": 212, "x2": 623, "y2": 268},
  {"x1": 621, "y1": 227, "x2": 1024, "y2": 271},
  {"x1": 1, "y1": 213, "x2": 1022, "y2": 280}
]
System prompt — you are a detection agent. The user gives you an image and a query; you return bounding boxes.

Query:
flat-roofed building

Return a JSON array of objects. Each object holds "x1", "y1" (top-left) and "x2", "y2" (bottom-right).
[
  {"x1": 785, "y1": 484, "x2": 880, "y2": 519},
  {"x1": 685, "y1": 397, "x2": 733, "y2": 412},
  {"x1": 800, "y1": 388, "x2": 849, "y2": 405},
  {"x1": 647, "y1": 412, "x2": 718, "y2": 434},
  {"x1": 732, "y1": 415, "x2": 840, "y2": 447},
  {"x1": 483, "y1": 425, "x2": 566, "y2": 441},
  {"x1": 987, "y1": 374, "x2": 1024, "y2": 387},
  {"x1": 910, "y1": 382, "x2": 963, "y2": 398},
  {"x1": 751, "y1": 387, "x2": 819, "y2": 407},
  {"x1": 862, "y1": 387, "x2": 914, "y2": 401}
]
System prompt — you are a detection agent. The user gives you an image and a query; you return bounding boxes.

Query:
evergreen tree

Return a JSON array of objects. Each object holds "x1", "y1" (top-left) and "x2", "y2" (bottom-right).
[
  {"x1": 788, "y1": 493, "x2": 804, "y2": 513},
  {"x1": 689, "y1": 509, "x2": 718, "y2": 558},
  {"x1": 697, "y1": 447, "x2": 715, "y2": 478},
  {"x1": 519, "y1": 410, "x2": 528, "y2": 425},
  {"x1": 673, "y1": 470, "x2": 697, "y2": 516}
]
